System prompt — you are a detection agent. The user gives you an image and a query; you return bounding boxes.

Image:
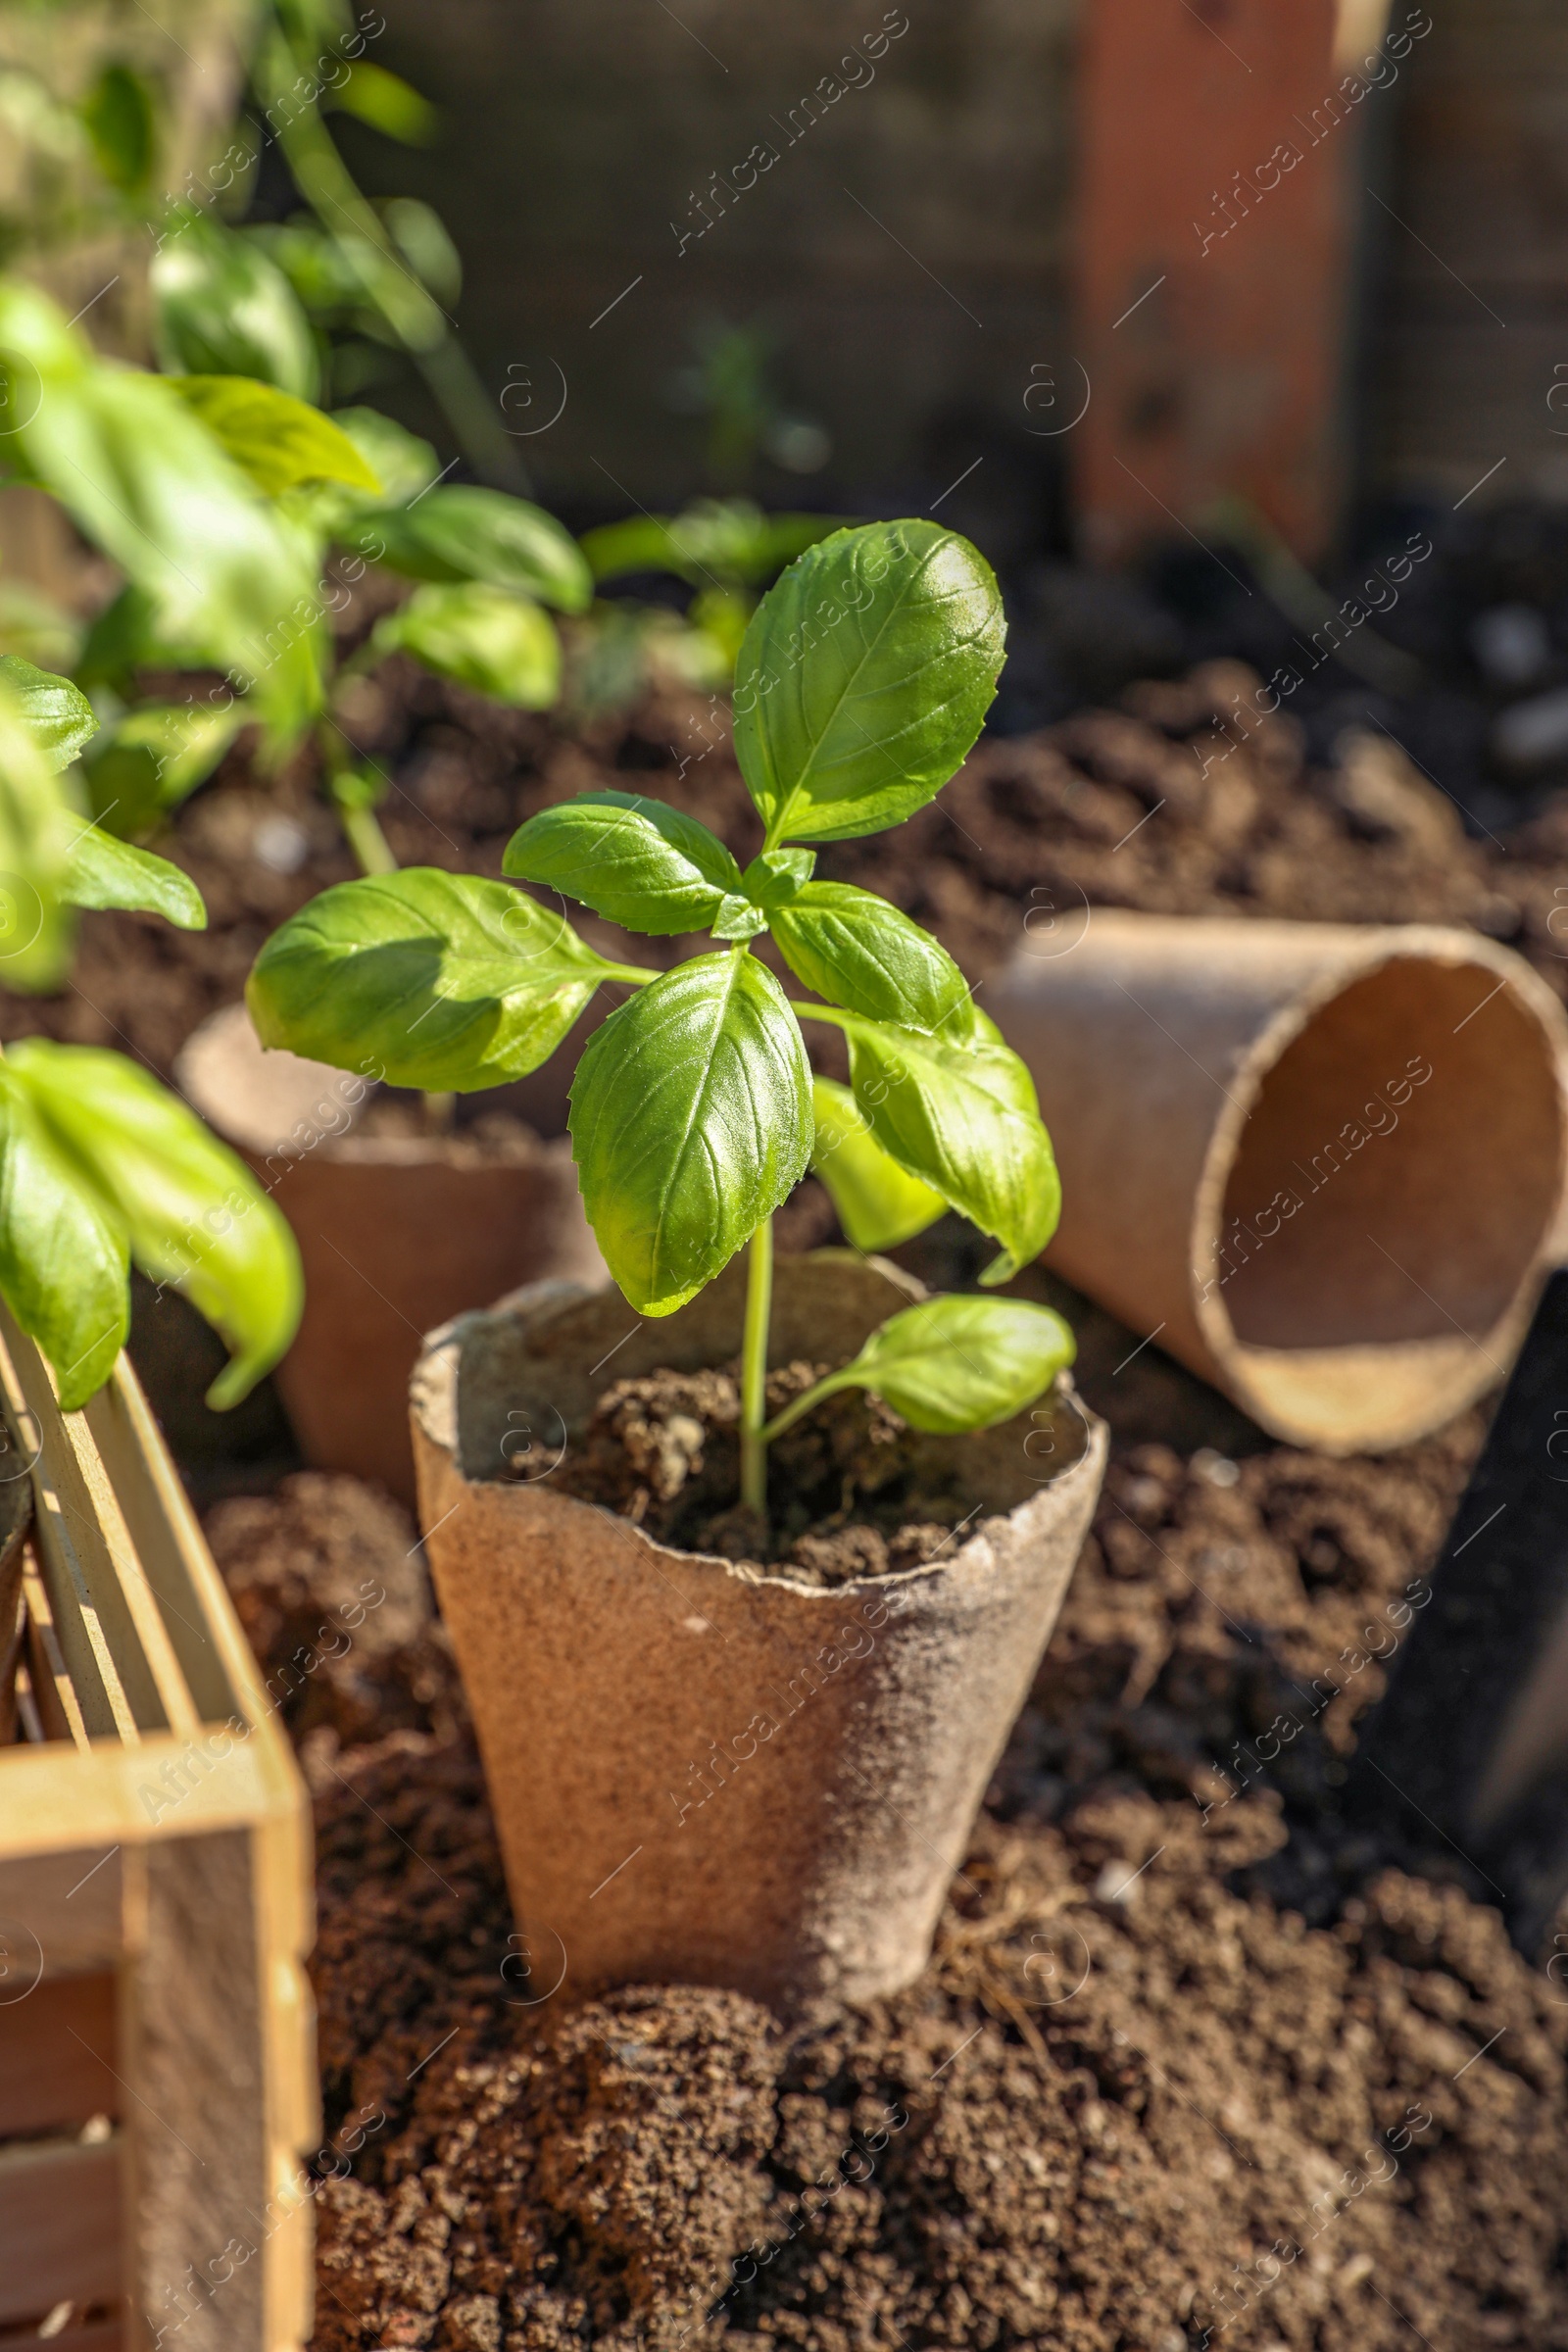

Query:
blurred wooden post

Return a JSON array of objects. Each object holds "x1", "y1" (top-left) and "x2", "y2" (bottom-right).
[{"x1": 1073, "y1": 0, "x2": 1396, "y2": 565}]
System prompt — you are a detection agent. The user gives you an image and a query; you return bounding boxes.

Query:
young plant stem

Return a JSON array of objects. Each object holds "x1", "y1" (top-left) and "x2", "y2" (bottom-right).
[
  {"x1": 336, "y1": 795, "x2": 397, "y2": 877},
  {"x1": 740, "y1": 1213, "x2": 773, "y2": 1523}
]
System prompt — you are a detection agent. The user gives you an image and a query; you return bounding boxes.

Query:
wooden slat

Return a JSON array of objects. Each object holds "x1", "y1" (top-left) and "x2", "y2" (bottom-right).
[
  {"x1": 0, "y1": 1311, "x2": 197, "y2": 1740},
  {"x1": 0, "y1": 1363, "x2": 136, "y2": 1744},
  {"x1": 0, "y1": 2135, "x2": 122, "y2": 2326},
  {"x1": 0, "y1": 1849, "x2": 122, "y2": 1980},
  {"x1": 0, "y1": 1971, "x2": 116, "y2": 2138},
  {"x1": 126, "y1": 1834, "x2": 268, "y2": 2351},
  {"x1": 82, "y1": 1373, "x2": 240, "y2": 1732},
  {"x1": 23, "y1": 1551, "x2": 90, "y2": 1749}
]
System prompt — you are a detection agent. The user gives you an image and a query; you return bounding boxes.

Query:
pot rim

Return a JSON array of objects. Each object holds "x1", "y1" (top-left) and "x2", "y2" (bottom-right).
[{"x1": 411, "y1": 1278, "x2": 1108, "y2": 1605}]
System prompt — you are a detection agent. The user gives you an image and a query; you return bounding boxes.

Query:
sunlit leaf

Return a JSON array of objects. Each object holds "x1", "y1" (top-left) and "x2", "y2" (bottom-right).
[
  {"x1": 167, "y1": 375, "x2": 382, "y2": 497},
  {"x1": 248, "y1": 867, "x2": 619, "y2": 1091},
  {"x1": 503, "y1": 790, "x2": 745, "y2": 935},
  {"x1": 64, "y1": 826, "x2": 206, "y2": 930},
  {"x1": 570, "y1": 952, "x2": 811, "y2": 1315},
  {"x1": 0, "y1": 655, "x2": 96, "y2": 773},
  {"x1": 734, "y1": 520, "x2": 1004, "y2": 844},
  {"x1": 774, "y1": 1295, "x2": 1075, "y2": 1436},
  {"x1": 844, "y1": 1016, "x2": 1059, "y2": 1285}
]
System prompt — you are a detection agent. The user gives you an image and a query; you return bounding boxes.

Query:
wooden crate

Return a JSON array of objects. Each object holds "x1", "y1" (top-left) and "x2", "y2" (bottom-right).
[{"x1": 0, "y1": 1301, "x2": 317, "y2": 2352}]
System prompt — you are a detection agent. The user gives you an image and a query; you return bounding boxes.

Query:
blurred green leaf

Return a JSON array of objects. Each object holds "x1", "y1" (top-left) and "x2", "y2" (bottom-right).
[
  {"x1": 64, "y1": 826, "x2": 206, "y2": 929},
  {"x1": 0, "y1": 280, "x2": 323, "y2": 742},
  {"x1": 167, "y1": 375, "x2": 382, "y2": 498},
  {"x1": 152, "y1": 216, "x2": 320, "y2": 401},
  {"x1": 372, "y1": 582, "x2": 561, "y2": 707},
  {"x1": 367, "y1": 488, "x2": 592, "y2": 612},
  {"x1": 2, "y1": 1040, "x2": 303, "y2": 1408},
  {"x1": 330, "y1": 407, "x2": 437, "y2": 506},
  {"x1": 382, "y1": 198, "x2": 462, "y2": 303},
  {"x1": 0, "y1": 664, "x2": 74, "y2": 991},
  {"x1": 0, "y1": 583, "x2": 81, "y2": 674},
  {"x1": 0, "y1": 656, "x2": 96, "y2": 773},
  {"x1": 82, "y1": 702, "x2": 244, "y2": 837},
  {"x1": 79, "y1": 64, "x2": 156, "y2": 194},
  {"x1": 327, "y1": 60, "x2": 439, "y2": 144},
  {"x1": 0, "y1": 1061, "x2": 128, "y2": 1409}
]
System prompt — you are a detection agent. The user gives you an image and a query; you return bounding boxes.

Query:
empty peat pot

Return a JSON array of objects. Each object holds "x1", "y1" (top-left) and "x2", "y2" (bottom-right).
[
  {"x1": 990, "y1": 912, "x2": 1568, "y2": 1451},
  {"x1": 410, "y1": 1253, "x2": 1107, "y2": 2005},
  {"x1": 177, "y1": 1002, "x2": 603, "y2": 1502}
]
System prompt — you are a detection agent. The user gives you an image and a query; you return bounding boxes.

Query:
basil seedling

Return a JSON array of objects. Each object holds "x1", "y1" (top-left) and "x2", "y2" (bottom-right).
[{"x1": 248, "y1": 521, "x2": 1073, "y2": 1517}]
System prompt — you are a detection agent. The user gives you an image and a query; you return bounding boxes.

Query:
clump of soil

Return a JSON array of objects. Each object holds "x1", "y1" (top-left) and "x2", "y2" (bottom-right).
[
  {"x1": 209, "y1": 1411, "x2": 1568, "y2": 2352},
  {"x1": 551, "y1": 1358, "x2": 970, "y2": 1583}
]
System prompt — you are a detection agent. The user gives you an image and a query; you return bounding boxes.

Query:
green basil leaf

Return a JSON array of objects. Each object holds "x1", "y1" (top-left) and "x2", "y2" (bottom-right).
[
  {"x1": 503, "y1": 790, "x2": 744, "y2": 935},
  {"x1": 0, "y1": 1064, "x2": 128, "y2": 1410},
  {"x1": 709, "y1": 895, "x2": 768, "y2": 943},
  {"x1": 331, "y1": 408, "x2": 438, "y2": 507},
  {"x1": 570, "y1": 952, "x2": 811, "y2": 1315},
  {"x1": 741, "y1": 848, "x2": 814, "y2": 911},
  {"x1": 82, "y1": 702, "x2": 244, "y2": 837},
  {"x1": 64, "y1": 826, "x2": 206, "y2": 930},
  {"x1": 372, "y1": 583, "x2": 561, "y2": 708},
  {"x1": 808, "y1": 1295, "x2": 1075, "y2": 1434},
  {"x1": 770, "y1": 882, "x2": 978, "y2": 1035},
  {"x1": 151, "y1": 214, "x2": 320, "y2": 400},
  {"x1": 0, "y1": 656, "x2": 96, "y2": 773},
  {"x1": 0, "y1": 667, "x2": 74, "y2": 992},
  {"x1": 0, "y1": 283, "x2": 322, "y2": 735},
  {"x1": 366, "y1": 488, "x2": 593, "y2": 613},
  {"x1": 809, "y1": 1076, "x2": 943, "y2": 1252},
  {"x1": 167, "y1": 375, "x2": 383, "y2": 498},
  {"x1": 248, "y1": 868, "x2": 616, "y2": 1092},
  {"x1": 734, "y1": 519, "x2": 1004, "y2": 844},
  {"x1": 845, "y1": 1018, "x2": 1059, "y2": 1285},
  {"x1": 6, "y1": 1041, "x2": 302, "y2": 1409}
]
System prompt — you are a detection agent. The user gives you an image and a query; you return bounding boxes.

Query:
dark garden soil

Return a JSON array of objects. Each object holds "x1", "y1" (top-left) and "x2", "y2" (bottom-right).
[
  {"x1": 45, "y1": 616, "x2": 1568, "y2": 2347},
  {"x1": 205, "y1": 1388, "x2": 1568, "y2": 2352},
  {"x1": 550, "y1": 1358, "x2": 991, "y2": 1583}
]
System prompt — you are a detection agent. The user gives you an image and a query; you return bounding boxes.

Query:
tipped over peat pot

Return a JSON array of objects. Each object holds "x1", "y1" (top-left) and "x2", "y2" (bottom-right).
[
  {"x1": 176, "y1": 1003, "x2": 603, "y2": 1504},
  {"x1": 991, "y1": 913, "x2": 1568, "y2": 1451},
  {"x1": 410, "y1": 1254, "x2": 1107, "y2": 2007}
]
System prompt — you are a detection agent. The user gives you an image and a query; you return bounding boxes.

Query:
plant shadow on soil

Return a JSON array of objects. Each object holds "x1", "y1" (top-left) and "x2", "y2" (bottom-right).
[{"x1": 27, "y1": 644, "x2": 1568, "y2": 2348}]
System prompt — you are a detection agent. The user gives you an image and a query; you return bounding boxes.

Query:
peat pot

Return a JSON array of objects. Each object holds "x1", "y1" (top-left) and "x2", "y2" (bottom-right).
[
  {"x1": 991, "y1": 911, "x2": 1568, "y2": 1452},
  {"x1": 411, "y1": 1253, "x2": 1108, "y2": 2007},
  {"x1": 177, "y1": 1003, "x2": 603, "y2": 1504}
]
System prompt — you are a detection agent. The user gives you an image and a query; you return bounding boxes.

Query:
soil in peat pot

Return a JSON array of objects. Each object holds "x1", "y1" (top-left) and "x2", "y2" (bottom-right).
[
  {"x1": 548, "y1": 1357, "x2": 1008, "y2": 1582},
  {"x1": 36, "y1": 606, "x2": 1568, "y2": 2346}
]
